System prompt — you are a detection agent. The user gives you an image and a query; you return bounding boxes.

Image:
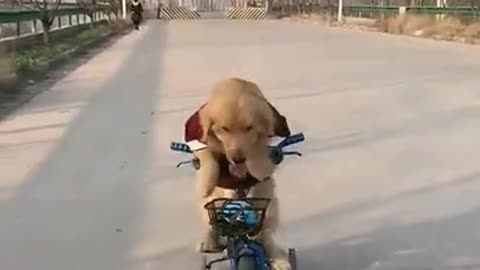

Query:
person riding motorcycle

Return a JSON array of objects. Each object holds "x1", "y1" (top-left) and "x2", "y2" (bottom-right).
[{"x1": 130, "y1": 0, "x2": 144, "y2": 30}]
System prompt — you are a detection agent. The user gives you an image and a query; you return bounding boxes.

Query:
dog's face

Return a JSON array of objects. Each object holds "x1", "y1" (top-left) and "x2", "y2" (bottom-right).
[{"x1": 200, "y1": 92, "x2": 274, "y2": 164}]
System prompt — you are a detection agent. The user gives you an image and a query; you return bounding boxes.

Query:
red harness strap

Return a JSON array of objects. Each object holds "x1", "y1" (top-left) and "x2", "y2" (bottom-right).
[{"x1": 184, "y1": 104, "x2": 206, "y2": 143}]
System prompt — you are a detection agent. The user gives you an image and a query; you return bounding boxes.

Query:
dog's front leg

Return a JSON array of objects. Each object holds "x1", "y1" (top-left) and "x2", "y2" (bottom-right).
[
  {"x1": 261, "y1": 231, "x2": 291, "y2": 270},
  {"x1": 194, "y1": 148, "x2": 219, "y2": 198},
  {"x1": 251, "y1": 179, "x2": 291, "y2": 270},
  {"x1": 194, "y1": 148, "x2": 221, "y2": 252}
]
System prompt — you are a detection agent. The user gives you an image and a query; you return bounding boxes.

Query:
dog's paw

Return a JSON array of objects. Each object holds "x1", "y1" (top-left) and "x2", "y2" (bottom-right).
[{"x1": 270, "y1": 257, "x2": 291, "y2": 270}]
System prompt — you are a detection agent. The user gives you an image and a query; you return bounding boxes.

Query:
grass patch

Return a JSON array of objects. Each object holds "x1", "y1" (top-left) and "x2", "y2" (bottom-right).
[
  {"x1": 0, "y1": 19, "x2": 130, "y2": 116},
  {"x1": 374, "y1": 14, "x2": 480, "y2": 43},
  {"x1": 374, "y1": 14, "x2": 435, "y2": 35},
  {"x1": 1, "y1": 20, "x2": 129, "y2": 94},
  {"x1": 284, "y1": 11, "x2": 480, "y2": 45},
  {"x1": 13, "y1": 23, "x2": 115, "y2": 76}
]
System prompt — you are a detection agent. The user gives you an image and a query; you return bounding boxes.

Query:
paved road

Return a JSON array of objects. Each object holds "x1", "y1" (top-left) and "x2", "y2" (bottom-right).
[{"x1": 1, "y1": 20, "x2": 480, "y2": 270}]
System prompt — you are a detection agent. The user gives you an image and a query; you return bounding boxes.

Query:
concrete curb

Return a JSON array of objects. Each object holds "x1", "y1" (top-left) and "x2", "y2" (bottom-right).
[{"x1": 0, "y1": 23, "x2": 133, "y2": 119}]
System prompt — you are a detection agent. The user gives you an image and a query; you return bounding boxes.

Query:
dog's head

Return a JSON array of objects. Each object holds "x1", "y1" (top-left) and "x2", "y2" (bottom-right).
[{"x1": 199, "y1": 81, "x2": 290, "y2": 165}]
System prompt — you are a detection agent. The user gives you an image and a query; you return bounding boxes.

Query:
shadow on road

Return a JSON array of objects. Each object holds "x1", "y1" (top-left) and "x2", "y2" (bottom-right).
[
  {"x1": 0, "y1": 30, "x2": 130, "y2": 121},
  {"x1": 292, "y1": 172, "x2": 480, "y2": 270},
  {"x1": 0, "y1": 22, "x2": 169, "y2": 270}
]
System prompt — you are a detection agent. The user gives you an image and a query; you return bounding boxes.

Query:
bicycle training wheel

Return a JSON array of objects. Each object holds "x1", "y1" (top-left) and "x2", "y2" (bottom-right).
[
  {"x1": 237, "y1": 256, "x2": 257, "y2": 270},
  {"x1": 199, "y1": 254, "x2": 207, "y2": 270},
  {"x1": 288, "y1": 248, "x2": 297, "y2": 270}
]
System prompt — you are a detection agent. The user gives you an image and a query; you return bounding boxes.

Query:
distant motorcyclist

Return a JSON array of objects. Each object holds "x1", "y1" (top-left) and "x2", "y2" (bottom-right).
[{"x1": 130, "y1": 0, "x2": 144, "y2": 30}]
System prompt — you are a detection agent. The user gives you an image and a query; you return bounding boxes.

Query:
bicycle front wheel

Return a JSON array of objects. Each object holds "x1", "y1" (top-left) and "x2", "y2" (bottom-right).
[{"x1": 237, "y1": 256, "x2": 257, "y2": 270}]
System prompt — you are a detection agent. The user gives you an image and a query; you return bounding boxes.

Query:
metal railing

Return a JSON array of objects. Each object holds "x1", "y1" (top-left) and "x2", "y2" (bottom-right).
[
  {"x1": 0, "y1": 5, "x2": 114, "y2": 40},
  {"x1": 271, "y1": 1, "x2": 480, "y2": 21},
  {"x1": 341, "y1": 5, "x2": 480, "y2": 21}
]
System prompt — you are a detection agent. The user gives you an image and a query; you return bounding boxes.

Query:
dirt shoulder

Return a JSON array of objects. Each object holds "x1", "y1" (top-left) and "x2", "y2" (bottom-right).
[{"x1": 283, "y1": 13, "x2": 480, "y2": 46}]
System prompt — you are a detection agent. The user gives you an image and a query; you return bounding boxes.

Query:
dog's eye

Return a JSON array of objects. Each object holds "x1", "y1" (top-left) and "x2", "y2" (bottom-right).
[
  {"x1": 245, "y1": 125, "x2": 253, "y2": 132},
  {"x1": 221, "y1": 126, "x2": 230, "y2": 133}
]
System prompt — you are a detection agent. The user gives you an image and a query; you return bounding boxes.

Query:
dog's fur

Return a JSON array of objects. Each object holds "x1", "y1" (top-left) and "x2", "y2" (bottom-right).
[{"x1": 189, "y1": 78, "x2": 291, "y2": 270}]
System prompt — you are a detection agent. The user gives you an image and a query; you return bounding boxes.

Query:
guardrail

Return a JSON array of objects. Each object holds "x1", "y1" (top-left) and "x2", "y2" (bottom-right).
[
  {"x1": 0, "y1": 5, "x2": 115, "y2": 40},
  {"x1": 272, "y1": 4, "x2": 479, "y2": 21},
  {"x1": 342, "y1": 5, "x2": 480, "y2": 21}
]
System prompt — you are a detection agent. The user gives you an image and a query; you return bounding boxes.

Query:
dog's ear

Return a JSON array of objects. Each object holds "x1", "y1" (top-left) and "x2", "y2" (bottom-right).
[
  {"x1": 268, "y1": 102, "x2": 291, "y2": 137},
  {"x1": 198, "y1": 104, "x2": 213, "y2": 143}
]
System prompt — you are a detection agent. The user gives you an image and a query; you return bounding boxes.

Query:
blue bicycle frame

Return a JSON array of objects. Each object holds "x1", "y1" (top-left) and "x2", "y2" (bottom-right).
[{"x1": 233, "y1": 238, "x2": 269, "y2": 270}]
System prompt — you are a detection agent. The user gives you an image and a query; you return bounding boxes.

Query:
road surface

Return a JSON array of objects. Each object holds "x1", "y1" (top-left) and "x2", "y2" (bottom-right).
[{"x1": 1, "y1": 20, "x2": 480, "y2": 270}]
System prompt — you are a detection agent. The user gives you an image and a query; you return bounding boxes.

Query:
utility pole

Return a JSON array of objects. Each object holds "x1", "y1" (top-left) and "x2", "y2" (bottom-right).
[
  {"x1": 122, "y1": 0, "x2": 127, "y2": 19},
  {"x1": 337, "y1": 0, "x2": 343, "y2": 22}
]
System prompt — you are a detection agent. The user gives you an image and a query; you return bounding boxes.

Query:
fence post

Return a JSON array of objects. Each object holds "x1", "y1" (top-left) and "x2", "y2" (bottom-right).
[
  {"x1": 32, "y1": 19, "x2": 37, "y2": 33},
  {"x1": 58, "y1": 16, "x2": 61, "y2": 28},
  {"x1": 16, "y1": 21, "x2": 20, "y2": 36},
  {"x1": 122, "y1": 0, "x2": 127, "y2": 19},
  {"x1": 337, "y1": 0, "x2": 343, "y2": 22}
]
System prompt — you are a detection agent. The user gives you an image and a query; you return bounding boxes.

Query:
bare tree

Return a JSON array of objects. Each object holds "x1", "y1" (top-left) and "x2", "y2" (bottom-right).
[
  {"x1": 15, "y1": 0, "x2": 62, "y2": 44},
  {"x1": 101, "y1": 0, "x2": 121, "y2": 20},
  {"x1": 470, "y1": 0, "x2": 479, "y2": 10},
  {"x1": 76, "y1": 0, "x2": 97, "y2": 27}
]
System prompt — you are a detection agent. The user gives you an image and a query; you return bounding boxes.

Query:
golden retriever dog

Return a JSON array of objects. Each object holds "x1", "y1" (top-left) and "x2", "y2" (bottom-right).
[{"x1": 183, "y1": 78, "x2": 292, "y2": 270}]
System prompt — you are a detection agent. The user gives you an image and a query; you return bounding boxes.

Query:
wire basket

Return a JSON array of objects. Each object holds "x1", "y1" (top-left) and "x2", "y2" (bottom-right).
[{"x1": 204, "y1": 198, "x2": 270, "y2": 237}]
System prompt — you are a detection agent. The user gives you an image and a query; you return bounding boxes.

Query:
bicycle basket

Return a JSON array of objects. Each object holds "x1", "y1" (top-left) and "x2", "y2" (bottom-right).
[{"x1": 204, "y1": 198, "x2": 270, "y2": 237}]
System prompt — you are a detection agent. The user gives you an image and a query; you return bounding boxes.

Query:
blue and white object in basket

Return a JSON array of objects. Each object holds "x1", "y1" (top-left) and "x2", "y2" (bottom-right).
[{"x1": 221, "y1": 200, "x2": 258, "y2": 227}]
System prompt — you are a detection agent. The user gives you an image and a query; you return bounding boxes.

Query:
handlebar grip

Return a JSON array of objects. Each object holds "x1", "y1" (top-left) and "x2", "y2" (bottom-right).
[
  {"x1": 277, "y1": 133, "x2": 305, "y2": 148},
  {"x1": 170, "y1": 142, "x2": 193, "y2": 153}
]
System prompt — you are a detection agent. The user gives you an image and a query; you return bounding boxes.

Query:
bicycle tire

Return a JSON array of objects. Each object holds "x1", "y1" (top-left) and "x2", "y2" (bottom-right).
[
  {"x1": 237, "y1": 256, "x2": 257, "y2": 270},
  {"x1": 288, "y1": 248, "x2": 297, "y2": 270}
]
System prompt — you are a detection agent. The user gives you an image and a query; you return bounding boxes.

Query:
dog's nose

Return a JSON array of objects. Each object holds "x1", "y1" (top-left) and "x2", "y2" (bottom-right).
[{"x1": 232, "y1": 156, "x2": 246, "y2": 164}]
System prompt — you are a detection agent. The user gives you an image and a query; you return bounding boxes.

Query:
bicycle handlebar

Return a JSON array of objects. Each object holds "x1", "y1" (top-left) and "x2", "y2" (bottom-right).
[
  {"x1": 170, "y1": 142, "x2": 193, "y2": 154},
  {"x1": 276, "y1": 133, "x2": 305, "y2": 149},
  {"x1": 170, "y1": 133, "x2": 305, "y2": 168},
  {"x1": 170, "y1": 132, "x2": 305, "y2": 154}
]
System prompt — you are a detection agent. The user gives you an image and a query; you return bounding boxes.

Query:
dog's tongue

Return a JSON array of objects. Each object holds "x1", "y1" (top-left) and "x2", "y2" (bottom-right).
[{"x1": 229, "y1": 163, "x2": 248, "y2": 179}]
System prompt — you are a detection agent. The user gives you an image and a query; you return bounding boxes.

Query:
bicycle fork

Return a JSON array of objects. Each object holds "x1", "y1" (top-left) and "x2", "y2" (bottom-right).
[{"x1": 231, "y1": 239, "x2": 270, "y2": 270}]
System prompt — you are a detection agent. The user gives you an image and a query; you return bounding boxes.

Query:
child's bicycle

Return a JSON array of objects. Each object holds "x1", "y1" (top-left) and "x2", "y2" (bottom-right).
[{"x1": 170, "y1": 133, "x2": 305, "y2": 270}]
